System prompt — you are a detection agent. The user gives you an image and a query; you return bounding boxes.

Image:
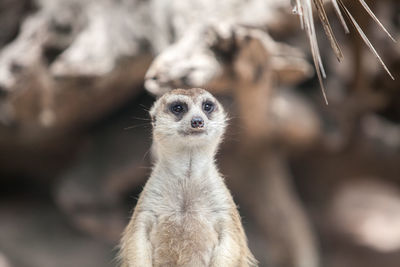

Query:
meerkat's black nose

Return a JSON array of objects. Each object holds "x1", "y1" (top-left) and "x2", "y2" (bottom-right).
[{"x1": 191, "y1": 116, "x2": 204, "y2": 128}]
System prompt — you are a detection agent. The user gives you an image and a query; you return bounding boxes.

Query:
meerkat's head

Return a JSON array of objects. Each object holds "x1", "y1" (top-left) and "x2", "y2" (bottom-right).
[{"x1": 149, "y1": 88, "x2": 227, "y2": 152}]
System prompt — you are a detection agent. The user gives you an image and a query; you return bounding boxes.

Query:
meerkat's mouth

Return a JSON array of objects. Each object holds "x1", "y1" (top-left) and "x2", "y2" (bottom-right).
[{"x1": 179, "y1": 129, "x2": 207, "y2": 136}]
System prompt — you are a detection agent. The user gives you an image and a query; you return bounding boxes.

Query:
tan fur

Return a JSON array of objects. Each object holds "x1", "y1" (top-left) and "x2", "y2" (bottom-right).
[{"x1": 119, "y1": 88, "x2": 257, "y2": 267}]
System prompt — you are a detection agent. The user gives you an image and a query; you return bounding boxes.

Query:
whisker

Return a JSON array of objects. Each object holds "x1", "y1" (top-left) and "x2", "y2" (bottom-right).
[
  {"x1": 141, "y1": 146, "x2": 153, "y2": 163},
  {"x1": 124, "y1": 123, "x2": 151, "y2": 130},
  {"x1": 140, "y1": 104, "x2": 151, "y2": 112},
  {"x1": 130, "y1": 116, "x2": 152, "y2": 121}
]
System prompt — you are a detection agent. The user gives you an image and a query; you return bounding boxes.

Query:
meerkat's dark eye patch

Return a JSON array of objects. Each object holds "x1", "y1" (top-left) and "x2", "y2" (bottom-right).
[
  {"x1": 169, "y1": 101, "x2": 188, "y2": 116},
  {"x1": 202, "y1": 101, "x2": 215, "y2": 113}
]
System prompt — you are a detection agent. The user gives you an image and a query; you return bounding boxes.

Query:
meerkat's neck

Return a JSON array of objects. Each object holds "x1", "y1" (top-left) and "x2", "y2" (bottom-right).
[{"x1": 154, "y1": 143, "x2": 219, "y2": 180}]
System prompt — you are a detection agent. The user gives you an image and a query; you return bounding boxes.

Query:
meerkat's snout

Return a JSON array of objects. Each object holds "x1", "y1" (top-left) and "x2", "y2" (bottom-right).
[{"x1": 191, "y1": 116, "x2": 204, "y2": 128}]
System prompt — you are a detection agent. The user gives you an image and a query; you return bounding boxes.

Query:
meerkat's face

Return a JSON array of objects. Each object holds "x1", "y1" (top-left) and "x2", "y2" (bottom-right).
[{"x1": 150, "y1": 88, "x2": 226, "y2": 148}]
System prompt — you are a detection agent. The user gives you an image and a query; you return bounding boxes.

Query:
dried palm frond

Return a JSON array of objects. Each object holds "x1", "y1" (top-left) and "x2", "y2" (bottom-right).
[{"x1": 291, "y1": 0, "x2": 396, "y2": 104}]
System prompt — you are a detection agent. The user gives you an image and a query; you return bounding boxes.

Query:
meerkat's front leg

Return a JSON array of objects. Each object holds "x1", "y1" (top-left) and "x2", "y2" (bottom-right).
[
  {"x1": 210, "y1": 221, "x2": 244, "y2": 267},
  {"x1": 120, "y1": 212, "x2": 154, "y2": 267}
]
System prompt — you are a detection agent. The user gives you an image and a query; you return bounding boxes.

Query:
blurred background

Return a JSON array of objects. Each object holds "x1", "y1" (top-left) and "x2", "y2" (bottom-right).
[{"x1": 0, "y1": 0, "x2": 399, "y2": 266}]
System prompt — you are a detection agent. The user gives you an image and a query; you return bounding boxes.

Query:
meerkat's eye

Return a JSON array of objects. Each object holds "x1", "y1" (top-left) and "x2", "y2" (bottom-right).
[
  {"x1": 203, "y1": 101, "x2": 214, "y2": 113},
  {"x1": 170, "y1": 102, "x2": 186, "y2": 115}
]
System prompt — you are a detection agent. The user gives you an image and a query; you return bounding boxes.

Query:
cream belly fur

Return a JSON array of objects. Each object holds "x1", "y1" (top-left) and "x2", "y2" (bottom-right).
[{"x1": 119, "y1": 88, "x2": 256, "y2": 267}]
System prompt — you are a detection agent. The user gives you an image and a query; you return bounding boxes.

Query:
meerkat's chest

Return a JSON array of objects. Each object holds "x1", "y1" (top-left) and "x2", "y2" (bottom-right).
[
  {"x1": 147, "y1": 174, "x2": 229, "y2": 215},
  {"x1": 149, "y1": 210, "x2": 219, "y2": 266},
  {"x1": 145, "y1": 177, "x2": 229, "y2": 266}
]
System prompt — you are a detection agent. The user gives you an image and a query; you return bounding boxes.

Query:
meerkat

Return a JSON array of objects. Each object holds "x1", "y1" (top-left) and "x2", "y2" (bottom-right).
[{"x1": 119, "y1": 88, "x2": 256, "y2": 267}]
